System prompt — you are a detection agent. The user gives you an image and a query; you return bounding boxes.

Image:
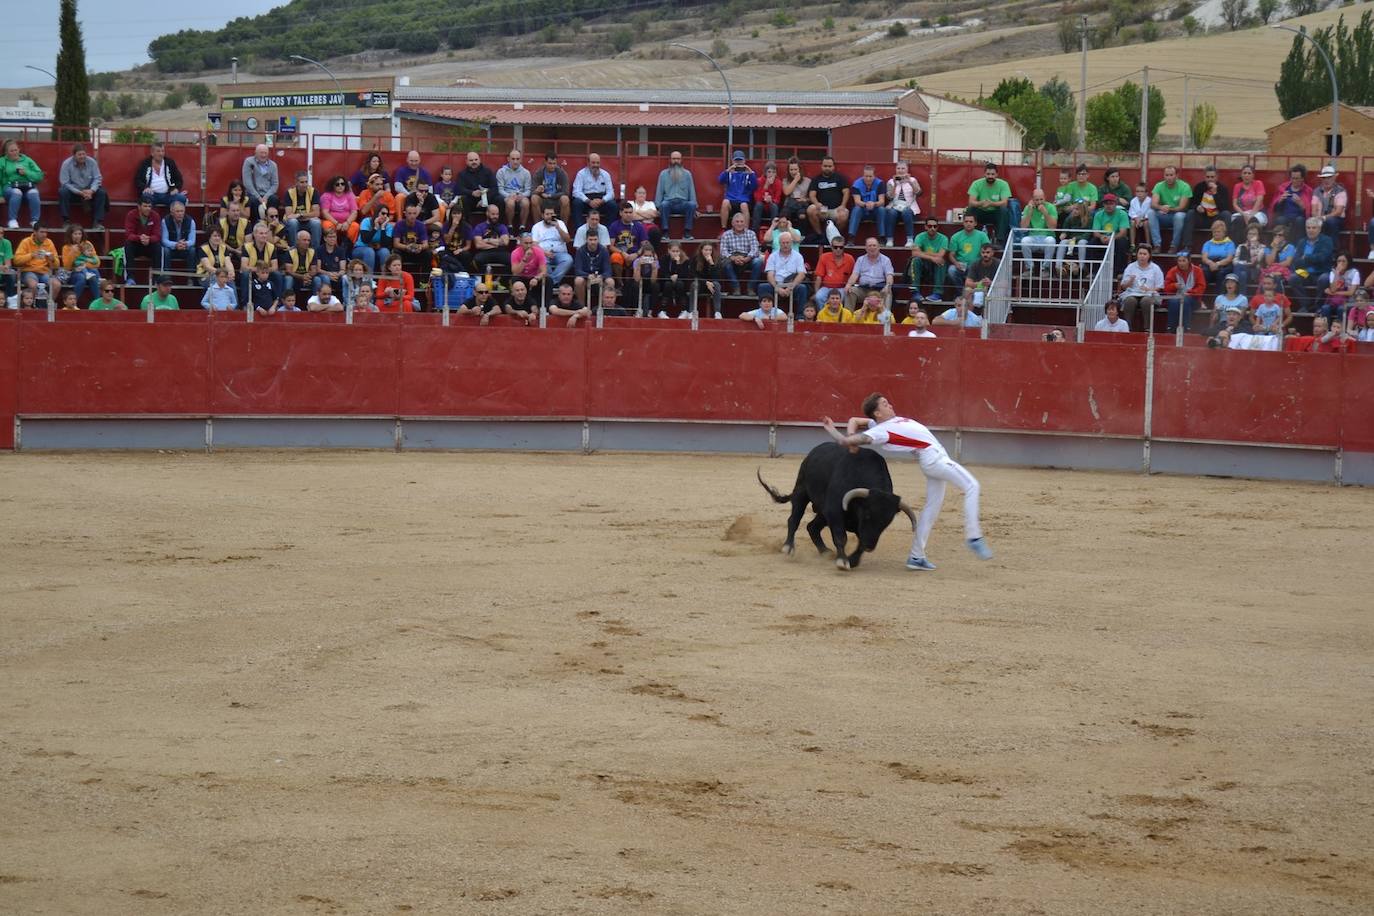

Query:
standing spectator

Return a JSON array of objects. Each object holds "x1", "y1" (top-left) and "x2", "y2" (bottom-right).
[
  {"x1": 759, "y1": 233, "x2": 809, "y2": 314},
  {"x1": 1090, "y1": 194, "x2": 1130, "y2": 271},
  {"x1": 530, "y1": 204, "x2": 573, "y2": 294},
  {"x1": 1051, "y1": 166, "x2": 1075, "y2": 219},
  {"x1": 160, "y1": 199, "x2": 197, "y2": 275},
  {"x1": 571, "y1": 153, "x2": 615, "y2": 228},
  {"x1": 1189, "y1": 166, "x2": 1231, "y2": 243},
  {"x1": 530, "y1": 153, "x2": 571, "y2": 226},
  {"x1": 813, "y1": 236, "x2": 855, "y2": 308},
  {"x1": 694, "y1": 241, "x2": 724, "y2": 318},
  {"x1": 200, "y1": 268, "x2": 238, "y2": 311},
  {"x1": 947, "y1": 212, "x2": 990, "y2": 290},
  {"x1": 495, "y1": 149, "x2": 532, "y2": 231},
  {"x1": 1270, "y1": 164, "x2": 1312, "y2": 241},
  {"x1": 966, "y1": 162, "x2": 1012, "y2": 245},
  {"x1": 1, "y1": 139, "x2": 43, "y2": 228},
  {"x1": 806, "y1": 157, "x2": 850, "y2": 238},
  {"x1": 58, "y1": 144, "x2": 108, "y2": 229},
  {"x1": 197, "y1": 227, "x2": 234, "y2": 288},
  {"x1": 320, "y1": 175, "x2": 359, "y2": 242},
  {"x1": 282, "y1": 171, "x2": 322, "y2": 248},
  {"x1": 1128, "y1": 182, "x2": 1157, "y2": 249},
  {"x1": 717, "y1": 150, "x2": 757, "y2": 230},
  {"x1": 654, "y1": 150, "x2": 697, "y2": 240},
  {"x1": 241, "y1": 145, "x2": 280, "y2": 220},
  {"x1": 1310, "y1": 165, "x2": 1347, "y2": 241},
  {"x1": 122, "y1": 196, "x2": 162, "y2": 284},
  {"x1": 134, "y1": 141, "x2": 188, "y2": 208},
  {"x1": 58, "y1": 225, "x2": 101, "y2": 305},
  {"x1": 844, "y1": 237, "x2": 894, "y2": 310},
  {"x1": 1019, "y1": 188, "x2": 1058, "y2": 274},
  {"x1": 658, "y1": 242, "x2": 695, "y2": 318},
  {"x1": 391, "y1": 150, "x2": 431, "y2": 197},
  {"x1": 240, "y1": 221, "x2": 282, "y2": 299},
  {"x1": 1150, "y1": 166, "x2": 1192, "y2": 254},
  {"x1": 1291, "y1": 216, "x2": 1335, "y2": 308},
  {"x1": 884, "y1": 160, "x2": 921, "y2": 247},
  {"x1": 719, "y1": 211, "x2": 762, "y2": 295},
  {"x1": 847, "y1": 164, "x2": 887, "y2": 239},
  {"x1": 1094, "y1": 298, "x2": 1130, "y2": 332},
  {"x1": 509, "y1": 231, "x2": 547, "y2": 298},
  {"x1": 1230, "y1": 164, "x2": 1268, "y2": 240},
  {"x1": 1117, "y1": 245, "x2": 1164, "y2": 330},
  {"x1": 1098, "y1": 166, "x2": 1131, "y2": 205},
  {"x1": 781, "y1": 157, "x2": 811, "y2": 226},
  {"x1": 1319, "y1": 252, "x2": 1359, "y2": 321},
  {"x1": 349, "y1": 153, "x2": 389, "y2": 194},
  {"x1": 1250, "y1": 273, "x2": 1294, "y2": 315},
  {"x1": 908, "y1": 216, "x2": 949, "y2": 302},
  {"x1": 1250, "y1": 286, "x2": 1288, "y2": 335},
  {"x1": 1198, "y1": 220, "x2": 1236, "y2": 291},
  {"x1": 1161, "y1": 251, "x2": 1206, "y2": 334},
  {"x1": 752, "y1": 161, "x2": 782, "y2": 231},
  {"x1": 244, "y1": 262, "x2": 282, "y2": 314}
]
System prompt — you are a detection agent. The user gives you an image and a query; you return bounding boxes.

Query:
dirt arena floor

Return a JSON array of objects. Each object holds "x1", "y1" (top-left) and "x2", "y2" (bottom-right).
[{"x1": 2, "y1": 451, "x2": 1371, "y2": 915}]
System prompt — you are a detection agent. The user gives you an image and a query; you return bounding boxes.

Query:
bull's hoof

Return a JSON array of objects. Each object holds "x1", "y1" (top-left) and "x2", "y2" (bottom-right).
[
  {"x1": 835, "y1": 557, "x2": 851, "y2": 571},
  {"x1": 781, "y1": 543, "x2": 795, "y2": 556}
]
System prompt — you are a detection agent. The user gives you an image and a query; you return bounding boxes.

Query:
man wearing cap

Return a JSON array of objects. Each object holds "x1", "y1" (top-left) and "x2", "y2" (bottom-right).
[
  {"x1": 1091, "y1": 193, "x2": 1130, "y2": 272},
  {"x1": 718, "y1": 151, "x2": 758, "y2": 231},
  {"x1": 140, "y1": 275, "x2": 180, "y2": 311},
  {"x1": 123, "y1": 195, "x2": 163, "y2": 284},
  {"x1": 1161, "y1": 251, "x2": 1206, "y2": 334},
  {"x1": 1310, "y1": 165, "x2": 1347, "y2": 241},
  {"x1": 1207, "y1": 302, "x2": 1249, "y2": 344},
  {"x1": 654, "y1": 150, "x2": 698, "y2": 240},
  {"x1": 571, "y1": 153, "x2": 616, "y2": 229},
  {"x1": 1093, "y1": 299, "x2": 1130, "y2": 332}
]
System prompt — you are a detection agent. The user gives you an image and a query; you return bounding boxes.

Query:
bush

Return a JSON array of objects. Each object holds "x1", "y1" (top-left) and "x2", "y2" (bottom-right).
[
  {"x1": 185, "y1": 82, "x2": 213, "y2": 106},
  {"x1": 163, "y1": 90, "x2": 186, "y2": 110},
  {"x1": 823, "y1": 16, "x2": 835, "y2": 30},
  {"x1": 611, "y1": 27, "x2": 633, "y2": 53},
  {"x1": 888, "y1": 20, "x2": 908, "y2": 37},
  {"x1": 937, "y1": 14, "x2": 952, "y2": 26},
  {"x1": 711, "y1": 38, "x2": 729, "y2": 58},
  {"x1": 1182, "y1": 14, "x2": 1201, "y2": 35}
]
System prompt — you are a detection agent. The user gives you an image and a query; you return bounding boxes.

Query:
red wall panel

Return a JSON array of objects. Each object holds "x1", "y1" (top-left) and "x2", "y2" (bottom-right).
[
  {"x1": 1339, "y1": 355, "x2": 1374, "y2": 453},
  {"x1": 0, "y1": 313, "x2": 16, "y2": 448},
  {"x1": 960, "y1": 340, "x2": 1147, "y2": 437},
  {"x1": 1150, "y1": 348, "x2": 1343, "y2": 447}
]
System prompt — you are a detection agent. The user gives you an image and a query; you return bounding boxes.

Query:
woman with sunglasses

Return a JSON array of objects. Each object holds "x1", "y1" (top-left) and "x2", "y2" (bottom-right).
[
  {"x1": 320, "y1": 175, "x2": 360, "y2": 244},
  {"x1": 87, "y1": 280, "x2": 127, "y2": 310}
]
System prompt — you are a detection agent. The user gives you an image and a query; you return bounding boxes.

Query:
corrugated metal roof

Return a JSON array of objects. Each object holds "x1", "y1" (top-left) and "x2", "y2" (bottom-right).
[
  {"x1": 399, "y1": 104, "x2": 891, "y2": 130},
  {"x1": 396, "y1": 86, "x2": 910, "y2": 109}
]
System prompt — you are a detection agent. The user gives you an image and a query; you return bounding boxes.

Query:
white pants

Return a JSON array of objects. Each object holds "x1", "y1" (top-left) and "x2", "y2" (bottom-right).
[
  {"x1": 1020, "y1": 235, "x2": 1054, "y2": 265},
  {"x1": 911, "y1": 452, "x2": 982, "y2": 558}
]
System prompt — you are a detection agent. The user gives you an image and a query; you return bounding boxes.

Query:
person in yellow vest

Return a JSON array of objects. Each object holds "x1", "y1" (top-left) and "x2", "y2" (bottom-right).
[
  {"x1": 218, "y1": 201, "x2": 249, "y2": 263},
  {"x1": 283, "y1": 170, "x2": 321, "y2": 248},
  {"x1": 240, "y1": 222, "x2": 281, "y2": 302},
  {"x1": 198, "y1": 226, "x2": 235, "y2": 288},
  {"x1": 284, "y1": 229, "x2": 321, "y2": 298},
  {"x1": 13, "y1": 224, "x2": 62, "y2": 304}
]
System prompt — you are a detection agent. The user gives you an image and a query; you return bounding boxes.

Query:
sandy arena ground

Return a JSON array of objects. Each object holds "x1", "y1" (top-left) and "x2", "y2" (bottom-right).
[{"x1": 1, "y1": 451, "x2": 1371, "y2": 915}]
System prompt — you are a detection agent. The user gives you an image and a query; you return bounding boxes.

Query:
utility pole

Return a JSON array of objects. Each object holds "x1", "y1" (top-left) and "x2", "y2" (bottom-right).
[
  {"x1": 1181, "y1": 74, "x2": 1189, "y2": 151},
  {"x1": 1139, "y1": 66, "x2": 1150, "y2": 176},
  {"x1": 1078, "y1": 15, "x2": 1088, "y2": 151}
]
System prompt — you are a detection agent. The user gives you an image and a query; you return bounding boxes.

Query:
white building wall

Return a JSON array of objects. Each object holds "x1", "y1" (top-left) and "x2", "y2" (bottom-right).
[{"x1": 917, "y1": 93, "x2": 1025, "y2": 152}]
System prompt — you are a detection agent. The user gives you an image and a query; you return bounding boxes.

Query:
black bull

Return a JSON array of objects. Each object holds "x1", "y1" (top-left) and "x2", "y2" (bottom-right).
[{"x1": 757, "y1": 442, "x2": 917, "y2": 570}]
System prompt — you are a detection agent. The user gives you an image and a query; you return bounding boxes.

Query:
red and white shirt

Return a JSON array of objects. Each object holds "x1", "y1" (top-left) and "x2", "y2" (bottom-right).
[{"x1": 863, "y1": 416, "x2": 946, "y2": 466}]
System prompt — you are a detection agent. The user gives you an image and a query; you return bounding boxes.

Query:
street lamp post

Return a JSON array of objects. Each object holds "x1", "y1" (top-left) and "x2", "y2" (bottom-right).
[
  {"x1": 289, "y1": 54, "x2": 347, "y2": 149},
  {"x1": 669, "y1": 42, "x2": 734, "y2": 163},
  {"x1": 1271, "y1": 24, "x2": 1339, "y2": 167},
  {"x1": 24, "y1": 64, "x2": 57, "y2": 82}
]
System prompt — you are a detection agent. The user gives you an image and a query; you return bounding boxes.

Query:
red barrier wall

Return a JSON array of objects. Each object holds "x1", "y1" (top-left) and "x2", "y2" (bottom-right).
[{"x1": 1, "y1": 311, "x2": 1370, "y2": 458}]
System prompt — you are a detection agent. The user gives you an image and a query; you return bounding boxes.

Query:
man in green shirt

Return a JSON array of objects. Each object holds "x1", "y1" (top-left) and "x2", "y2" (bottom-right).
[
  {"x1": 1019, "y1": 188, "x2": 1058, "y2": 273},
  {"x1": 1151, "y1": 166, "x2": 1192, "y2": 254},
  {"x1": 907, "y1": 215, "x2": 949, "y2": 301},
  {"x1": 0, "y1": 235, "x2": 14, "y2": 299},
  {"x1": 947, "y1": 213, "x2": 991, "y2": 290},
  {"x1": 1063, "y1": 164, "x2": 1099, "y2": 214},
  {"x1": 1091, "y1": 194, "x2": 1131, "y2": 271},
  {"x1": 966, "y1": 162, "x2": 1012, "y2": 245},
  {"x1": 140, "y1": 275, "x2": 181, "y2": 310}
]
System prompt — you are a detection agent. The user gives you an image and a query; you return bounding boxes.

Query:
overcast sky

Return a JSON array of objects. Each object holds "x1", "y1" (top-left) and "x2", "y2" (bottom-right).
[{"x1": 1, "y1": 0, "x2": 285, "y2": 88}]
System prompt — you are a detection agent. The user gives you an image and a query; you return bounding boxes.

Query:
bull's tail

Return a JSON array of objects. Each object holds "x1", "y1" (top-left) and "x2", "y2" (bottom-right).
[{"x1": 757, "y1": 468, "x2": 792, "y2": 504}]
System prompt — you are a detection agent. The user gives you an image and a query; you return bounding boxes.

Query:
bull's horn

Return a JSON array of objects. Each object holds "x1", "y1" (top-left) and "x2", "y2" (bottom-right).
[
  {"x1": 898, "y1": 499, "x2": 919, "y2": 530},
  {"x1": 841, "y1": 487, "x2": 870, "y2": 510}
]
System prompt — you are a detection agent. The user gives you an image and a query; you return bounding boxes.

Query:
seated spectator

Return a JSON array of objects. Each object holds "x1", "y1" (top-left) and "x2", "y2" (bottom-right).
[
  {"x1": 627, "y1": 186, "x2": 661, "y2": 245},
  {"x1": 1128, "y1": 182, "x2": 1156, "y2": 249},
  {"x1": 852, "y1": 292, "x2": 893, "y2": 326},
  {"x1": 694, "y1": 241, "x2": 723, "y2": 319},
  {"x1": 654, "y1": 150, "x2": 697, "y2": 240},
  {"x1": 623, "y1": 240, "x2": 659, "y2": 316},
  {"x1": 88, "y1": 280, "x2": 127, "y2": 310},
  {"x1": 1311, "y1": 165, "x2": 1347, "y2": 241},
  {"x1": 1355, "y1": 310, "x2": 1374, "y2": 343},
  {"x1": 1210, "y1": 274, "x2": 1248, "y2": 330},
  {"x1": 1199, "y1": 220, "x2": 1236, "y2": 291},
  {"x1": 240, "y1": 221, "x2": 282, "y2": 302},
  {"x1": 350, "y1": 154, "x2": 389, "y2": 195},
  {"x1": 2, "y1": 139, "x2": 44, "y2": 228},
  {"x1": 1051, "y1": 166, "x2": 1074, "y2": 219},
  {"x1": 219, "y1": 179, "x2": 249, "y2": 218},
  {"x1": 0, "y1": 233, "x2": 14, "y2": 298},
  {"x1": 161, "y1": 200, "x2": 197, "y2": 275},
  {"x1": 1117, "y1": 245, "x2": 1164, "y2": 330},
  {"x1": 530, "y1": 204, "x2": 572, "y2": 293},
  {"x1": 531, "y1": 153, "x2": 571, "y2": 226},
  {"x1": 848, "y1": 164, "x2": 887, "y2": 239},
  {"x1": 930, "y1": 295, "x2": 982, "y2": 328},
  {"x1": 1151, "y1": 166, "x2": 1191, "y2": 254},
  {"x1": 392, "y1": 150, "x2": 432, "y2": 198},
  {"x1": 1249, "y1": 273, "x2": 1293, "y2": 316},
  {"x1": 572, "y1": 210, "x2": 610, "y2": 251},
  {"x1": 284, "y1": 230, "x2": 321, "y2": 296},
  {"x1": 10, "y1": 287, "x2": 38, "y2": 309},
  {"x1": 817, "y1": 288, "x2": 854, "y2": 323},
  {"x1": 307, "y1": 282, "x2": 344, "y2": 314},
  {"x1": 548, "y1": 280, "x2": 590, "y2": 327},
  {"x1": 752, "y1": 161, "x2": 782, "y2": 232},
  {"x1": 242, "y1": 144, "x2": 280, "y2": 220},
  {"x1": 572, "y1": 232, "x2": 612, "y2": 304},
  {"x1": 509, "y1": 231, "x2": 547, "y2": 298},
  {"x1": 740, "y1": 293, "x2": 786, "y2": 326},
  {"x1": 1259, "y1": 225, "x2": 1295, "y2": 289},
  {"x1": 341, "y1": 261, "x2": 371, "y2": 308},
  {"x1": 1250, "y1": 287, "x2": 1289, "y2": 335},
  {"x1": 354, "y1": 171, "x2": 396, "y2": 224},
  {"x1": 1090, "y1": 194, "x2": 1130, "y2": 269},
  {"x1": 884, "y1": 159, "x2": 922, "y2": 247},
  {"x1": 1346, "y1": 286, "x2": 1372, "y2": 331},
  {"x1": 814, "y1": 236, "x2": 854, "y2": 308},
  {"x1": 1270, "y1": 164, "x2": 1312, "y2": 241},
  {"x1": 375, "y1": 255, "x2": 417, "y2": 312},
  {"x1": 1054, "y1": 201, "x2": 1091, "y2": 275},
  {"x1": 1019, "y1": 188, "x2": 1057, "y2": 274},
  {"x1": 201, "y1": 268, "x2": 238, "y2": 311},
  {"x1": 197, "y1": 227, "x2": 234, "y2": 288},
  {"x1": 134, "y1": 141, "x2": 188, "y2": 209},
  {"x1": 1208, "y1": 302, "x2": 1248, "y2": 340},
  {"x1": 805, "y1": 157, "x2": 850, "y2": 238},
  {"x1": 718, "y1": 151, "x2": 757, "y2": 230},
  {"x1": 904, "y1": 305, "x2": 936, "y2": 338},
  {"x1": 437, "y1": 206, "x2": 473, "y2": 275},
  {"x1": 947, "y1": 212, "x2": 990, "y2": 290},
  {"x1": 1209, "y1": 326, "x2": 1283, "y2": 350},
  {"x1": 966, "y1": 162, "x2": 1012, "y2": 245},
  {"x1": 908, "y1": 217, "x2": 948, "y2": 302},
  {"x1": 315, "y1": 226, "x2": 348, "y2": 292},
  {"x1": 58, "y1": 144, "x2": 108, "y2": 229},
  {"x1": 434, "y1": 165, "x2": 458, "y2": 208},
  {"x1": 607, "y1": 202, "x2": 647, "y2": 278},
  {"x1": 1043, "y1": 327, "x2": 1068, "y2": 343},
  {"x1": 123, "y1": 196, "x2": 162, "y2": 284},
  {"x1": 1231, "y1": 165, "x2": 1268, "y2": 240},
  {"x1": 599, "y1": 282, "x2": 633, "y2": 318},
  {"x1": 456, "y1": 152, "x2": 501, "y2": 221},
  {"x1": 1233, "y1": 221, "x2": 1266, "y2": 291},
  {"x1": 468, "y1": 204, "x2": 509, "y2": 278},
  {"x1": 504, "y1": 279, "x2": 538, "y2": 325},
  {"x1": 1094, "y1": 298, "x2": 1130, "y2": 332},
  {"x1": 1189, "y1": 166, "x2": 1231, "y2": 243},
  {"x1": 759, "y1": 233, "x2": 809, "y2": 314},
  {"x1": 1162, "y1": 251, "x2": 1206, "y2": 333},
  {"x1": 454, "y1": 281, "x2": 500, "y2": 321},
  {"x1": 1098, "y1": 166, "x2": 1131, "y2": 207},
  {"x1": 264, "y1": 205, "x2": 290, "y2": 254},
  {"x1": 658, "y1": 242, "x2": 695, "y2": 318},
  {"x1": 354, "y1": 205, "x2": 393, "y2": 273},
  {"x1": 720, "y1": 211, "x2": 763, "y2": 296},
  {"x1": 781, "y1": 157, "x2": 811, "y2": 226},
  {"x1": 245, "y1": 262, "x2": 280, "y2": 313},
  {"x1": 218, "y1": 201, "x2": 250, "y2": 262},
  {"x1": 844, "y1": 237, "x2": 894, "y2": 310},
  {"x1": 495, "y1": 149, "x2": 532, "y2": 231},
  {"x1": 140, "y1": 275, "x2": 179, "y2": 311},
  {"x1": 59, "y1": 224, "x2": 101, "y2": 305},
  {"x1": 393, "y1": 203, "x2": 432, "y2": 280},
  {"x1": 1319, "y1": 252, "x2": 1359, "y2": 321},
  {"x1": 1062, "y1": 164, "x2": 1099, "y2": 215},
  {"x1": 963, "y1": 243, "x2": 998, "y2": 302},
  {"x1": 1291, "y1": 217, "x2": 1335, "y2": 307},
  {"x1": 283, "y1": 170, "x2": 322, "y2": 248}
]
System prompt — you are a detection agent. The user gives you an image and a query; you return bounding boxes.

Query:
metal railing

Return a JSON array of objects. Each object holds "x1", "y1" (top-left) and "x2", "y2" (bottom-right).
[{"x1": 986, "y1": 228, "x2": 1109, "y2": 326}]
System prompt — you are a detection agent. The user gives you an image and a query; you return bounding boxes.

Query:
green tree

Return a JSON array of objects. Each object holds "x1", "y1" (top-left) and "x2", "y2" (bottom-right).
[
  {"x1": 822, "y1": 16, "x2": 834, "y2": 30},
  {"x1": 1188, "y1": 102, "x2": 1218, "y2": 148},
  {"x1": 611, "y1": 27, "x2": 633, "y2": 53},
  {"x1": 1057, "y1": 16, "x2": 1079, "y2": 54},
  {"x1": 984, "y1": 77, "x2": 1055, "y2": 149},
  {"x1": 1275, "y1": 13, "x2": 1374, "y2": 120},
  {"x1": 163, "y1": 90, "x2": 186, "y2": 110},
  {"x1": 1039, "y1": 76, "x2": 1073, "y2": 112},
  {"x1": 91, "y1": 93, "x2": 117, "y2": 121},
  {"x1": 1289, "y1": 0, "x2": 1321, "y2": 14},
  {"x1": 185, "y1": 82, "x2": 214, "y2": 106},
  {"x1": 1221, "y1": 0, "x2": 1250, "y2": 31},
  {"x1": 1182, "y1": 15, "x2": 1201, "y2": 36},
  {"x1": 1085, "y1": 81, "x2": 1165, "y2": 150},
  {"x1": 1256, "y1": 0, "x2": 1279, "y2": 25},
  {"x1": 113, "y1": 128, "x2": 157, "y2": 144},
  {"x1": 887, "y1": 20, "x2": 908, "y2": 38},
  {"x1": 53, "y1": 0, "x2": 91, "y2": 140}
]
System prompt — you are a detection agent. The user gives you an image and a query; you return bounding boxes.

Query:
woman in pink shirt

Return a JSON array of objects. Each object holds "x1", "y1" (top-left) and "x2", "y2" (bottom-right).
[
  {"x1": 319, "y1": 175, "x2": 359, "y2": 242},
  {"x1": 1230, "y1": 164, "x2": 1266, "y2": 239}
]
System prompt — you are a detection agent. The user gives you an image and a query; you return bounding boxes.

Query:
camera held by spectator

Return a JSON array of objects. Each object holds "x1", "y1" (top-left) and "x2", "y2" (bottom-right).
[{"x1": 1043, "y1": 328, "x2": 1066, "y2": 343}]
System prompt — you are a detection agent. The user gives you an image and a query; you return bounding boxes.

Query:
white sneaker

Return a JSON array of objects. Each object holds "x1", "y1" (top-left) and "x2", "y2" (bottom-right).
[
  {"x1": 1368, "y1": 249, "x2": 1374, "y2": 259},
  {"x1": 885, "y1": 238, "x2": 895, "y2": 247},
  {"x1": 714, "y1": 310, "x2": 723, "y2": 319},
  {"x1": 680, "y1": 311, "x2": 691, "y2": 319},
  {"x1": 5, "y1": 219, "x2": 17, "y2": 229},
  {"x1": 657, "y1": 310, "x2": 669, "y2": 319}
]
